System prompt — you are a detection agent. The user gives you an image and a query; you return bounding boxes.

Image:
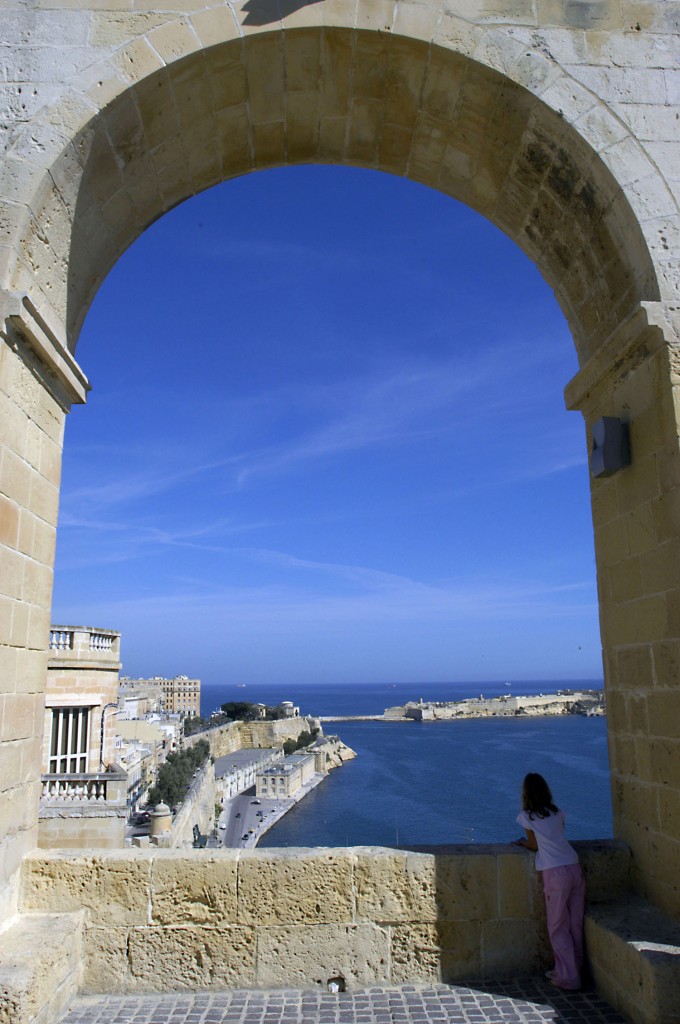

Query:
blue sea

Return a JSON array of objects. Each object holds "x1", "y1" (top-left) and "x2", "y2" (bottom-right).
[{"x1": 201, "y1": 680, "x2": 612, "y2": 848}]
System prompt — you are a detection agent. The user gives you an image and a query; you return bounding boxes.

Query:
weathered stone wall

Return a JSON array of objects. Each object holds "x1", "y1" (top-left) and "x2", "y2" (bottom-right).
[
  {"x1": 160, "y1": 762, "x2": 216, "y2": 849},
  {"x1": 1, "y1": 0, "x2": 680, "y2": 930},
  {"x1": 187, "y1": 717, "x2": 321, "y2": 759},
  {"x1": 20, "y1": 840, "x2": 630, "y2": 993},
  {"x1": 565, "y1": 323, "x2": 680, "y2": 916}
]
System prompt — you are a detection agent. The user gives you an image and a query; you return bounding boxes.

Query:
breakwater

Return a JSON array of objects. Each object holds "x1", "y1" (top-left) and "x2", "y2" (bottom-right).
[{"x1": 319, "y1": 690, "x2": 605, "y2": 723}]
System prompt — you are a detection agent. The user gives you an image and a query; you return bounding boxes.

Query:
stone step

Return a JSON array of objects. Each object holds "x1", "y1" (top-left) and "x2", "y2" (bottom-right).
[
  {"x1": 585, "y1": 896, "x2": 680, "y2": 1024},
  {"x1": 0, "y1": 911, "x2": 83, "y2": 1024}
]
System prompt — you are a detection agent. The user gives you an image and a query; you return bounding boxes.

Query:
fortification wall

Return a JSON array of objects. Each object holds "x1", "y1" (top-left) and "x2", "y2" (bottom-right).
[
  {"x1": 20, "y1": 841, "x2": 630, "y2": 993},
  {"x1": 187, "y1": 718, "x2": 321, "y2": 760}
]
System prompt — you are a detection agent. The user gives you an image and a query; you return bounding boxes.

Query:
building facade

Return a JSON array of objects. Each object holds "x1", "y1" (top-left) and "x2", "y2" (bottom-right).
[
  {"x1": 40, "y1": 625, "x2": 127, "y2": 848},
  {"x1": 122, "y1": 675, "x2": 200, "y2": 718},
  {"x1": 256, "y1": 752, "x2": 316, "y2": 800}
]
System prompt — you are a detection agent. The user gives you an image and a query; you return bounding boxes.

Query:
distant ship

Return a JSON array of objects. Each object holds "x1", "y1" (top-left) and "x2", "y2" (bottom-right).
[{"x1": 236, "y1": 683, "x2": 246, "y2": 688}]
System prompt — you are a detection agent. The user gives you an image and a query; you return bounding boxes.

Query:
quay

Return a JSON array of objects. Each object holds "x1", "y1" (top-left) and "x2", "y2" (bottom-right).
[
  {"x1": 319, "y1": 715, "x2": 388, "y2": 722},
  {"x1": 56, "y1": 978, "x2": 626, "y2": 1024}
]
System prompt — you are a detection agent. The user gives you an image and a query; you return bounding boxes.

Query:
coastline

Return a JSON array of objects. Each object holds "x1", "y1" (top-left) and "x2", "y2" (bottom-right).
[{"x1": 321, "y1": 689, "x2": 605, "y2": 724}]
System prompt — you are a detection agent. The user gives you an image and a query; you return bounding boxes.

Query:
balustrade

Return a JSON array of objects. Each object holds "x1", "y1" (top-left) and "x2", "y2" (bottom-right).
[
  {"x1": 41, "y1": 775, "x2": 112, "y2": 803},
  {"x1": 49, "y1": 630, "x2": 73, "y2": 650},
  {"x1": 89, "y1": 633, "x2": 113, "y2": 651}
]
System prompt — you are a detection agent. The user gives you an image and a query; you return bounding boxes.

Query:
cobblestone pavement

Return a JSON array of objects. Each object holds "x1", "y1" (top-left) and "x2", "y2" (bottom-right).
[{"x1": 58, "y1": 978, "x2": 627, "y2": 1024}]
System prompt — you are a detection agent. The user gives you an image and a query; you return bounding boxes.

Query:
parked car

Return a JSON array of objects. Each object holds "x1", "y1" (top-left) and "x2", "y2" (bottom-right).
[{"x1": 251, "y1": 799, "x2": 261, "y2": 804}]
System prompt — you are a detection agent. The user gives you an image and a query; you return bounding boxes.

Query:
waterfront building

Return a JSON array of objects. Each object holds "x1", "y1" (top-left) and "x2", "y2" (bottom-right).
[{"x1": 256, "y1": 752, "x2": 316, "y2": 799}]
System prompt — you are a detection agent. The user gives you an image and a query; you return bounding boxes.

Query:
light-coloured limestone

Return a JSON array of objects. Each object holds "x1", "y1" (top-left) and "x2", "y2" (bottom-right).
[
  {"x1": 0, "y1": 7, "x2": 679, "y2": 1020},
  {"x1": 238, "y1": 848, "x2": 355, "y2": 926}
]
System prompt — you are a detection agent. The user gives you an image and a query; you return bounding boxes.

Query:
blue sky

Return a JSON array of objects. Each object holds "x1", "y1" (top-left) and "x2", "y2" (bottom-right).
[{"x1": 51, "y1": 165, "x2": 603, "y2": 687}]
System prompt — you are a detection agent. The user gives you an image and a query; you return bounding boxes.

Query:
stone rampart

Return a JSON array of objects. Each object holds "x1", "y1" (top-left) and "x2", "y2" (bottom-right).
[
  {"x1": 187, "y1": 718, "x2": 322, "y2": 760},
  {"x1": 156, "y1": 762, "x2": 216, "y2": 849},
  {"x1": 20, "y1": 840, "x2": 629, "y2": 994}
]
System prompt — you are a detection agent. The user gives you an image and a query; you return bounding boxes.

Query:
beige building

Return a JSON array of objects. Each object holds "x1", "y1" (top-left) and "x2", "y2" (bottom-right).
[
  {"x1": 40, "y1": 626, "x2": 127, "y2": 849},
  {"x1": 122, "y1": 675, "x2": 200, "y2": 717},
  {"x1": 256, "y1": 752, "x2": 316, "y2": 800},
  {"x1": 118, "y1": 678, "x2": 162, "y2": 718}
]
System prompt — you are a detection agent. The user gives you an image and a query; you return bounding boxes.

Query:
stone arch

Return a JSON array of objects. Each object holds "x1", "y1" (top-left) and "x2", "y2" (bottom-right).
[
  {"x1": 5, "y1": 20, "x2": 671, "y2": 365},
  {"x1": 2, "y1": 6, "x2": 680, "y2": 928}
]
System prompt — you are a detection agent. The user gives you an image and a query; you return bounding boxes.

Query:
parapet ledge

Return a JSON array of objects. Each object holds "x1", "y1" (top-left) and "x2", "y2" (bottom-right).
[{"x1": 586, "y1": 894, "x2": 680, "y2": 1024}]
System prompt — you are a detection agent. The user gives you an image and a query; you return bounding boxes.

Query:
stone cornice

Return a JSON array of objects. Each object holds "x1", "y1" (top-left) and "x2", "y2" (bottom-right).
[
  {"x1": 1, "y1": 293, "x2": 90, "y2": 412},
  {"x1": 564, "y1": 302, "x2": 678, "y2": 414}
]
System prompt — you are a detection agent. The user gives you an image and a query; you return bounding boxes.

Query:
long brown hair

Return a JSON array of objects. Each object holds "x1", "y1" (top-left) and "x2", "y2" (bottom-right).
[{"x1": 522, "y1": 772, "x2": 558, "y2": 819}]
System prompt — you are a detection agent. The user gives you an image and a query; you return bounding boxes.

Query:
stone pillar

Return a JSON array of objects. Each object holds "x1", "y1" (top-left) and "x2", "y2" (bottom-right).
[
  {"x1": 0, "y1": 292, "x2": 89, "y2": 917},
  {"x1": 566, "y1": 302, "x2": 680, "y2": 918}
]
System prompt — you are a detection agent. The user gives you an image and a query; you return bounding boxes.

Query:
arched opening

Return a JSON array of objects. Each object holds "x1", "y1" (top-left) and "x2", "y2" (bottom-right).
[
  {"x1": 53, "y1": 162, "x2": 610, "y2": 848},
  {"x1": 2, "y1": 15, "x2": 680, "y2": 933}
]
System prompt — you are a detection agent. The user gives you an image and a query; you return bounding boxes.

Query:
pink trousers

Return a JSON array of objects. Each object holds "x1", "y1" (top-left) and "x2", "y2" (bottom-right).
[{"x1": 542, "y1": 862, "x2": 585, "y2": 990}]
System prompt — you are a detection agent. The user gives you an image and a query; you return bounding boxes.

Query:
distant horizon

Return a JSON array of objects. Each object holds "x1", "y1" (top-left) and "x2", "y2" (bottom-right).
[{"x1": 199, "y1": 676, "x2": 605, "y2": 689}]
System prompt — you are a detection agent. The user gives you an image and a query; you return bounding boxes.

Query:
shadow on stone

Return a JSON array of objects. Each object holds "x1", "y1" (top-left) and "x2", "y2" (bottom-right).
[{"x1": 242, "y1": 0, "x2": 324, "y2": 26}]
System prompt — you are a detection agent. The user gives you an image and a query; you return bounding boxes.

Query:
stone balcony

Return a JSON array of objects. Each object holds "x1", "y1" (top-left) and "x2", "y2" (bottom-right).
[
  {"x1": 48, "y1": 626, "x2": 122, "y2": 673},
  {"x1": 38, "y1": 769, "x2": 127, "y2": 849}
]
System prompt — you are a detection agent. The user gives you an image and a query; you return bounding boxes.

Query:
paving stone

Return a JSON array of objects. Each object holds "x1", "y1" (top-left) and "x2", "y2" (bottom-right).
[{"x1": 56, "y1": 979, "x2": 628, "y2": 1024}]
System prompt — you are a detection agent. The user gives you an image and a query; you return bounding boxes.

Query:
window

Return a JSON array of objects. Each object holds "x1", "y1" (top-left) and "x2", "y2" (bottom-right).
[{"x1": 49, "y1": 707, "x2": 90, "y2": 774}]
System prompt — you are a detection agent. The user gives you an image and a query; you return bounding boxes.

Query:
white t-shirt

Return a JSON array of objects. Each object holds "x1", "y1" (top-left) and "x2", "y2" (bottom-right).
[{"x1": 516, "y1": 808, "x2": 579, "y2": 871}]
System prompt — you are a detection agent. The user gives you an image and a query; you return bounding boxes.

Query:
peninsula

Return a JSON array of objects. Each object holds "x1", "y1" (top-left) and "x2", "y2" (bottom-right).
[{"x1": 320, "y1": 689, "x2": 605, "y2": 723}]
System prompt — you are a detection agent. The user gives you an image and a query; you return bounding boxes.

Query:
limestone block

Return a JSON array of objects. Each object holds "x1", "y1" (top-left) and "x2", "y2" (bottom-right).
[
  {"x1": 482, "y1": 918, "x2": 545, "y2": 974},
  {"x1": 574, "y1": 839, "x2": 631, "y2": 901},
  {"x1": 320, "y1": 0, "x2": 357, "y2": 30},
  {"x1": 649, "y1": 830, "x2": 680, "y2": 893},
  {"x1": 151, "y1": 851, "x2": 240, "y2": 925},
  {"x1": 390, "y1": 921, "x2": 482, "y2": 984},
  {"x1": 354, "y1": 849, "x2": 436, "y2": 923},
  {"x1": 80, "y1": 926, "x2": 130, "y2": 994},
  {"x1": 456, "y1": 0, "x2": 536, "y2": 23},
  {"x1": 320, "y1": 31, "x2": 353, "y2": 117},
  {"x1": 21, "y1": 852, "x2": 151, "y2": 926},
  {"x1": 90, "y1": 13, "x2": 171, "y2": 49},
  {"x1": 126, "y1": 924, "x2": 256, "y2": 991},
  {"x1": 112, "y1": 37, "x2": 165, "y2": 86},
  {"x1": 609, "y1": 555, "x2": 642, "y2": 603},
  {"x1": 653, "y1": 640, "x2": 680, "y2": 686},
  {"x1": 433, "y1": 850, "x2": 498, "y2": 922},
  {"x1": 0, "y1": 449, "x2": 32, "y2": 509},
  {"x1": 245, "y1": 36, "x2": 285, "y2": 124},
  {"x1": 356, "y1": 0, "x2": 395, "y2": 32},
  {"x1": 586, "y1": 897, "x2": 680, "y2": 1024},
  {"x1": 251, "y1": 122, "x2": 285, "y2": 169},
  {"x1": 383, "y1": 40, "x2": 428, "y2": 129},
  {"x1": 377, "y1": 124, "x2": 414, "y2": 174},
  {"x1": 352, "y1": 32, "x2": 390, "y2": 101},
  {"x1": 497, "y1": 850, "x2": 532, "y2": 918},
  {"x1": 255, "y1": 922, "x2": 389, "y2": 988},
  {"x1": 285, "y1": 92, "x2": 322, "y2": 161},
  {"x1": 0, "y1": 910, "x2": 83, "y2": 1024},
  {"x1": 284, "y1": 30, "x2": 321, "y2": 93},
  {"x1": 147, "y1": 19, "x2": 202, "y2": 65},
  {"x1": 0, "y1": 693, "x2": 35, "y2": 742},
  {"x1": 190, "y1": 7, "x2": 242, "y2": 49},
  {"x1": 347, "y1": 98, "x2": 383, "y2": 163},
  {"x1": 392, "y1": 3, "x2": 441, "y2": 43},
  {"x1": 237, "y1": 849, "x2": 353, "y2": 926},
  {"x1": 319, "y1": 116, "x2": 348, "y2": 161},
  {"x1": 433, "y1": 14, "x2": 484, "y2": 59},
  {"x1": 420, "y1": 49, "x2": 465, "y2": 121},
  {"x1": 539, "y1": 0, "x2": 622, "y2": 30}
]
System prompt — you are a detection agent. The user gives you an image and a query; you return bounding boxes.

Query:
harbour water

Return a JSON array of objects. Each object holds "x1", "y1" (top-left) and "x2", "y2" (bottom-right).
[{"x1": 201, "y1": 680, "x2": 613, "y2": 848}]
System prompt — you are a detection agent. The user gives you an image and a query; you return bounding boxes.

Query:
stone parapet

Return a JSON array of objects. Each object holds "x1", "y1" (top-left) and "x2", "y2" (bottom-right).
[{"x1": 19, "y1": 840, "x2": 630, "y2": 994}]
